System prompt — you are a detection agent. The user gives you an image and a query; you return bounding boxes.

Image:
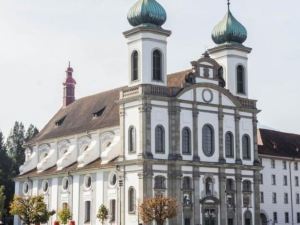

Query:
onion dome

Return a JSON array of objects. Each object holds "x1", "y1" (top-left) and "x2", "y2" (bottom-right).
[
  {"x1": 212, "y1": 2, "x2": 247, "y2": 45},
  {"x1": 127, "y1": 0, "x2": 167, "y2": 27}
]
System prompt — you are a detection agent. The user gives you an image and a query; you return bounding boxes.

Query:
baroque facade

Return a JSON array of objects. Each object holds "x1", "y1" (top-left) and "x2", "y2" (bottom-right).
[{"x1": 14, "y1": 1, "x2": 297, "y2": 225}]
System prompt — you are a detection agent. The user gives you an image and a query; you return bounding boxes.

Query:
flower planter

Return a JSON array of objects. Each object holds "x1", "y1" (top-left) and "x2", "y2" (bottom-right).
[
  {"x1": 69, "y1": 221, "x2": 75, "y2": 225},
  {"x1": 54, "y1": 221, "x2": 60, "y2": 225}
]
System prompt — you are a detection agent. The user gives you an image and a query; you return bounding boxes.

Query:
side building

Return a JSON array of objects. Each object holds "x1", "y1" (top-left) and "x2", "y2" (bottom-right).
[
  {"x1": 259, "y1": 128, "x2": 300, "y2": 225},
  {"x1": 15, "y1": 1, "x2": 262, "y2": 225}
]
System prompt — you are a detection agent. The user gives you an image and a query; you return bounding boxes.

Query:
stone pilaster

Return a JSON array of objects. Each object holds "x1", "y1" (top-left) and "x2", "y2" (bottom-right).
[
  {"x1": 235, "y1": 170, "x2": 242, "y2": 225},
  {"x1": 138, "y1": 99, "x2": 153, "y2": 159},
  {"x1": 234, "y1": 110, "x2": 242, "y2": 164},
  {"x1": 254, "y1": 170, "x2": 261, "y2": 225},
  {"x1": 252, "y1": 114, "x2": 260, "y2": 165},
  {"x1": 168, "y1": 101, "x2": 182, "y2": 160},
  {"x1": 218, "y1": 107, "x2": 225, "y2": 163},
  {"x1": 192, "y1": 107, "x2": 200, "y2": 161},
  {"x1": 219, "y1": 169, "x2": 227, "y2": 225},
  {"x1": 193, "y1": 167, "x2": 201, "y2": 225},
  {"x1": 118, "y1": 172, "x2": 125, "y2": 225},
  {"x1": 119, "y1": 105, "x2": 125, "y2": 161},
  {"x1": 168, "y1": 164, "x2": 182, "y2": 224}
]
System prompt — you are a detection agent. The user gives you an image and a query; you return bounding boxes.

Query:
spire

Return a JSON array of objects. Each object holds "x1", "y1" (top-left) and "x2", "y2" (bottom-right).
[
  {"x1": 63, "y1": 62, "x2": 76, "y2": 107},
  {"x1": 211, "y1": 1, "x2": 247, "y2": 45}
]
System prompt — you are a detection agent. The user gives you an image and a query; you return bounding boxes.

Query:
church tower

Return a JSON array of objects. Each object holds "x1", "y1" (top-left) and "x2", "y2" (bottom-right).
[
  {"x1": 209, "y1": 1, "x2": 251, "y2": 98},
  {"x1": 124, "y1": 0, "x2": 171, "y2": 86},
  {"x1": 63, "y1": 62, "x2": 76, "y2": 107}
]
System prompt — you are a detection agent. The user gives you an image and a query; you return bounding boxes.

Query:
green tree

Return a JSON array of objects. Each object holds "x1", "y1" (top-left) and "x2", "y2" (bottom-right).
[
  {"x1": 10, "y1": 195, "x2": 55, "y2": 225},
  {"x1": 97, "y1": 204, "x2": 108, "y2": 225},
  {"x1": 0, "y1": 186, "x2": 6, "y2": 221},
  {"x1": 57, "y1": 206, "x2": 72, "y2": 225},
  {"x1": 25, "y1": 124, "x2": 39, "y2": 143}
]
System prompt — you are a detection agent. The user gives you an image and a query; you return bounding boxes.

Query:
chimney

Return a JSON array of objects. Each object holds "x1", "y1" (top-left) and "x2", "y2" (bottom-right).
[{"x1": 63, "y1": 62, "x2": 76, "y2": 107}]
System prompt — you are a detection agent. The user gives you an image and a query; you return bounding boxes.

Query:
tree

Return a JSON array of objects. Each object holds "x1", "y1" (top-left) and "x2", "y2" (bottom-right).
[
  {"x1": 57, "y1": 206, "x2": 72, "y2": 225},
  {"x1": 97, "y1": 204, "x2": 108, "y2": 225},
  {"x1": 139, "y1": 196, "x2": 178, "y2": 225},
  {"x1": 0, "y1": 186, "x2": 6, "y2": 221},
  {"x1": 10, "y1": 195, "x2": 55, "y2": 225},
  {"x1": 25, "y1": 124, "x2": 39, "y2": 143}
]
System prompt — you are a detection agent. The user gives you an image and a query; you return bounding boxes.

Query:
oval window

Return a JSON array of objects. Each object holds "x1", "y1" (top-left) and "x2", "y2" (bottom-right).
[
  {"x1": 42, "y1": 180, "x2": 49, "y2": 193},
  {"x1": 110, "y1": 173, "x2": 117, "y2": 187}
]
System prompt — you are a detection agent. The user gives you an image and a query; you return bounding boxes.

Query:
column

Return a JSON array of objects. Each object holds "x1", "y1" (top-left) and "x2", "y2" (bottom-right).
[
  {"x1": 95, "y1": 172, "x2": 104, "y2": 225},
  {"x1": 252, "y1": 113, "x2": 260, "y2": 165},
  {"x1": 218, "y1": 107, "x2": 225, "y2": 163},
  {"x1": 192, "y1": 106, "x2": 200, "y2": 161},
  {"x1": 219, "y1": 169, "x2": 227, "y2": 225},
  {"x1": 235, "y1": 110, "x2": 242, "y2": 164},
  {"x1": 193, "y1": 167, "x2": 201, "y2": 225},
  {"x1": 254, "y1": 170, "x2": 261, "y2": 225},
  {"x1": 139, "y1": 99, "x2": 153, "y2": 159},
  {"x1": 119, "y1": 105, "x2": 125, "y2": 160},
  {"x1": 51, "y1": 177, "x2": 59, "y2": 221},
  {"x1": 235, "y1": 170, "x2": 242, "y2": 225},
  {"x1": 72, "y1": 175, "x2": 80, "y2": 224},
  {"x1": 168, "y1": 164, "x2": 182, "y2": 224},
  {"x1": 168, "y1": 101, "x2": 181, "y2": 160}
]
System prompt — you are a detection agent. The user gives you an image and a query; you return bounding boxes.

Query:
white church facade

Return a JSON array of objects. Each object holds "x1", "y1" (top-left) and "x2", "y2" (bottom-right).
[{"x1": 14, "y1": 1, "x2": 300, "y2": 225}]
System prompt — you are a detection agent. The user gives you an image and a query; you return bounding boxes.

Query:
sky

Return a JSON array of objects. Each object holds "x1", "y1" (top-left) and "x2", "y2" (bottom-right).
[{"x1": 0, "y1": 0, "x2": 299, "y2": 138}]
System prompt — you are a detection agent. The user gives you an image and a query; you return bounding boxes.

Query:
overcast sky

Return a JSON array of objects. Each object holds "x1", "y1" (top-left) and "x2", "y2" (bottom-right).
[{"x1": 0, "y1": 0, "x2": 299, "y2": 138}]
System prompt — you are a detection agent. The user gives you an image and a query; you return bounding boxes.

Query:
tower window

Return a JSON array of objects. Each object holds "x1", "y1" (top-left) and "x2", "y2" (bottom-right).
[
  {"x1": 225, "y1": 132, "x2": 234, "y2": 158},
  {"x1": 237, "y1": 65, "x2": 245, "y2": 94},
  {"x1": 153, "y1": 50, "x2": 162, "y2": 81},
  {"x1": 128, "y1": 187, "x2": 136, "y2": 213},
  {"x1": 128, "y1": 126, "x2": 136, "y2": 153},
  {"x1": 131, "y1": 51, "x2": 139, "y2": 81},
  {"x1": 84, "y1": 201, "x2": 91, "y2": 223},
  {"x1": 242, "y1": 134, "x2": 251, "y2": 160},
  {"x1": 155, "y1": 125, "x2": 165, "y2": 153},
  {"x1": 202, "y1": 124, "x2": 215, "y2": 157},
  {"x1": 182, "y1": 127, "x2": 191, "y2": 155}
]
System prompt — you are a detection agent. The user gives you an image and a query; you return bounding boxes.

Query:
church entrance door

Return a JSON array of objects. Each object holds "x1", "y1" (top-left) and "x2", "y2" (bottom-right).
[{"x1": 204, "y1": 208, "x2": 217, "y2": 225}]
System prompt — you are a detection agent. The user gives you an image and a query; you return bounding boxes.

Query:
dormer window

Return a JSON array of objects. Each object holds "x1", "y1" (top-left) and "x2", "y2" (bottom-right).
[
  {"x1": 153, "y1": 50, "x2": 162, "y2": 81},
  {"x1": 131, "y1": 51, "x2": 139, "y2": 81},
  {"x1": 236, "y1": 65, "x2": 245, "y2": 94},
  {"x1": 55, "y1": 115, "x2": 66, "y2": 127},
  {"x1": 93, "y1": 107, "x2": 106, "y2": 118}
]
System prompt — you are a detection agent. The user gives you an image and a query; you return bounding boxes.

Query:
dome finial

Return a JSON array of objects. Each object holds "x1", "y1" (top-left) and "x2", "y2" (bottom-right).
[
  {"x1": 211, "y1": 1, "x2": 247, "y2": 45},
  {"x1": 127, "y1": 0, "x2": 167, "y2": 27}
]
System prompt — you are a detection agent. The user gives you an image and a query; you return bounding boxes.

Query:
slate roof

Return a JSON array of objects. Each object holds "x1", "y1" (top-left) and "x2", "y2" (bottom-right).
[
  {"x1": 28, "y1": 71, "x2": 192, "y2": 145},
  {"x1": 258, "y1": 129, "x2": 300, "y2": 158}
]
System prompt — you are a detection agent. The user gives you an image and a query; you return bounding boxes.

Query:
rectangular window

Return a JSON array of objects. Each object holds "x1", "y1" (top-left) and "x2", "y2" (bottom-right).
[
  {"x1": 271, "y1": 159, "x2": 275, "y2": 168},
  {"x1": 285, "y1": 212, "x2": 289, "y2": 223},
  {"x1": 260, "y1": 192, "x2": 264, "y2": 203},
  {"x1": 110, "y1": 199, "x2": 116, "y2": 222},
  {"x1": 297, "y1": 193, "x2": 300, "y2": 204},
  {"x1": 260, "y1": 174, "x2": 263, "y2": 185},
  {"x1": 295, "y1": 162, "x2": 299, "y2": 171},
  {"x1": 283, "y1": 160, "x2": 287, "y2": 169},
  {"x1": 297, "y1": 212, "x2": 300, "y2": 223},
  {"x1": 296, "y1": 176, "x2": 299, "y2": 187},
  {"x1": 273, "y1": 212, "x2": 278, "y2": 223},
  {"x1": 272, "y1": 175, "x2": 276, "y2": 185},
  {"x1": 284, "y1": 193, "x2": 289, "y2": 204},
  {"x1": 272, "y1": 193, "x2": 277, "y2": 204},
  {"x1": 84, "y1": 201, "x2": 91, "y2": 223},
  {"x1": 284, "y1": 175, "x2": 288, "y2": 186}
]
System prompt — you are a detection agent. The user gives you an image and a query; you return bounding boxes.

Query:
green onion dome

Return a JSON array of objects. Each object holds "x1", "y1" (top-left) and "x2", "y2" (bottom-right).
[
  {"x1": 212, "y1": 7, "x2": 247, "y2": 45},
  {"x1": 127, "y1": 0, "x2": 167, "y2": 27}
]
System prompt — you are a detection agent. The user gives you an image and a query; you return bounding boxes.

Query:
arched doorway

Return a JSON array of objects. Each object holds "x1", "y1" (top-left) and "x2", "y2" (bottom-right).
[
  {"x1": 260, "y1": 213, "x2": 268, "y2": 225},
  {"x1": 244, "y1": 210, "x2": 252, "y2": 225}
]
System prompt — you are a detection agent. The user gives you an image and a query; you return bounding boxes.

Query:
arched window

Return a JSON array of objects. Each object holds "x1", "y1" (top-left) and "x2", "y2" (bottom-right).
[
  {"x1": 183, "y1": 177, "x2": 192, "y2": 190},
  {"x1": 202, "y1": 124, "x2": 215, "y2": 157},
  {"x1": 182, "y1": 127, "x2": 191, "y2": 155},
  {"x1": 205, "y1": 177, "x2": 213, "y2": 196},
  {"x1": 155, "y1": 125, "x2": 165, "y2": 153},
  {"x1": 242, "y1": 135, "x2": 251, "y2": 160},
  {"x1": 237, "y1": 65, "x2": 245, "y2": 94},
  {"x1": 153, "y1": 50, "x2": 162, "y2": 81},
  {"x1": 154, "y1": 176, "x2": 166, "y2": 189},
  {"x1": 128, "y1": 187, "x2": 136, "y2": 213},
  {"x1": 243, "y1": 180, "x2": 252, "y2": 192},
  {"x1": 244, "y1": 210, "x2": 252, "y2": 225},
  {"x1": 128, "y1": 126, "x2": 136, "y2": 153},
  {"x1": 131, "y1": 51, "x2": 139, "y2": 81},
  {"x1": 225, "y1": 132, "x2": 234, "y2": 158}
]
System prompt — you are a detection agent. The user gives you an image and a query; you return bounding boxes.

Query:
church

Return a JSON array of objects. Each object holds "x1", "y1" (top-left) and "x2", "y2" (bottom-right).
[{"x1": 14, "y1": 1, "x2": 300, "y2": 225}]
